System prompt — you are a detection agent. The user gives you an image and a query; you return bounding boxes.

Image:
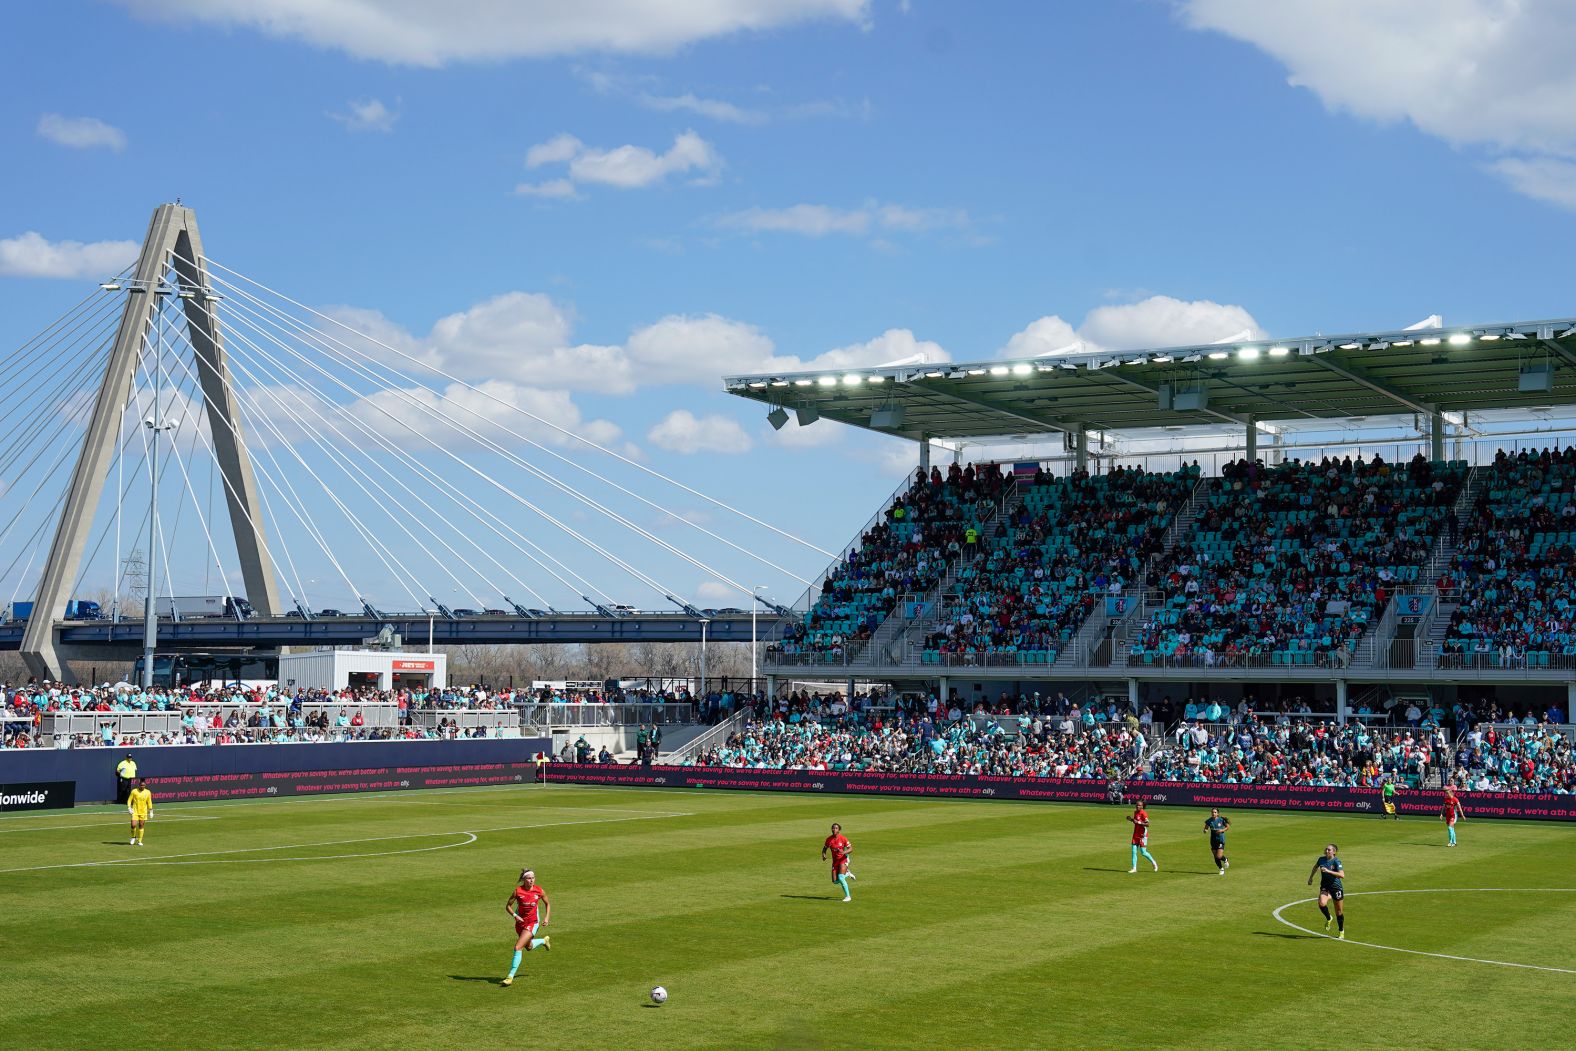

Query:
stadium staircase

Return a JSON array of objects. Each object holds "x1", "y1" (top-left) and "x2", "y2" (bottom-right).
[
  {"x1": 660, "y1": 710, "x2": 750, "y2": 764},
  {"x1": 849, "y1": 482, "x2": 1023, "y2": 666}
]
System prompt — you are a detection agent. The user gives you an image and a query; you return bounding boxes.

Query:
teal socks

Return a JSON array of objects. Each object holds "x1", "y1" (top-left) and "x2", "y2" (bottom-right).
[
  {"x1": 530, "y1": 938, "x2": 547, "y2": 950},
  {"x1": 837, "y1": 874, "x2": 851, "y2": 898},
  {"x1": 508, "y1": 950, "x2": 522, "y2": 978}
]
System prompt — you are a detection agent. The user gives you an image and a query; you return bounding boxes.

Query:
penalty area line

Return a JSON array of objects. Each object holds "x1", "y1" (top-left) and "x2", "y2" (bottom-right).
[
  {"x1": 0, "y1": 811, "x2": 689, "y2": 873},
  {"x1": 1271, "y1": 888, "x2": 1576, "y2": 975}
]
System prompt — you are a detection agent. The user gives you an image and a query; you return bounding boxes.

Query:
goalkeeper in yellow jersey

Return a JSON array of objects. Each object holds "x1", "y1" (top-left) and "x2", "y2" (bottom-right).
[{"x1": 127, "y1": 778, "x2": 153, "y2": 846}]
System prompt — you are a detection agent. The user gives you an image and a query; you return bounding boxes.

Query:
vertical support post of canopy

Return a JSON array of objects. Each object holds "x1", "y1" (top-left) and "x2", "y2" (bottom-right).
[
  {"x1": 1430, "y1": 407, "x2": 1446, "y2": 462},
  {"x1": 21, "y1": 203, "x2": 281, "y2": 684},
  {"x1": 1073, "y1": 425, "x2": 1088, "y2": 470},
  {"x1": 1336, "y1": 679, "x2": 1349, "y2": 726},
  {"x1": 1245, "y1": 415, "x2": 1258, "y2": 462},
  {"x1": 918, "y1": 434, "x2": 930, "y2": 475}
]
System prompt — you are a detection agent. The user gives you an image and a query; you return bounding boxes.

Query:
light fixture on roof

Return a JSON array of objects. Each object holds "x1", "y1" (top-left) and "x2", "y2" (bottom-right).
[
  {"x1": 796, "y1": 406, "x2": 821, "y2": 426},
  {"x1": 767, "y1": 406, "x2": 789, "y2": 430},
  {"x1": 817, "y1": 375, "x2": 838, "y2": 386},
  {"x1": 1447, "y1": 333, "x2": 1472, "y2": 346},
  {"x1": 748, "y1": 381, "x2": 767, "y2": 388},
  {"x1": 1338, "y1": 341, "x2": 1361, "y2": 350},
  {"x1": 924, "y1": 369, "x2": 945, "y2": 378},
  {"x1": 1207, "y1": 351, "x2": 1229, "y2": 360},
  {"x1": 867, "y1": 375, "x2": 886, "y2": 383},
  {"x1": 1478, "y1": 331, "x2": 1501, "y2": 341},
  {"x1": 1392, "y1": 338, "x2": 1414, "y2": 347},
  {"x1": 770, "y1": 379, "x2": 789, "y2": 387},
  {"x1": 1419, "y1": 337, "x2": 1441, "y2": 346},
  {"x1": 966, "y1": 368, "x2": 987, "y2": 376},
  {"x1": 1011, "y1": 363, "x2": 1032, "y2": 375},
  {"x1": 989, "y1": 365, "x2": 1008, "y2": 376},
  {"x1": 1367, "y1": 341, "x2": 1389, "y2": 351},
  {"x1": 1182, "y1": 353, "x2": 1202, "y2": 363},
  {"x1": 1238, "y1": 347, "x2": 1260, "y2": 360},
  {"x1": 99, "y1": 281, "x2": 122, "y2": 291},
  {"x1": 794, "y1": 379, "x2": 813, "y2": 386},
  {"x1": 1268, "y1": 346, "x2": 1290, "y2": 357},
  {"x1": 1152, "y1": 354, "x2": 1173, "y2": 363},
  {"x1": 842, "y1": 374, "x2": 862, "y2": 385}
]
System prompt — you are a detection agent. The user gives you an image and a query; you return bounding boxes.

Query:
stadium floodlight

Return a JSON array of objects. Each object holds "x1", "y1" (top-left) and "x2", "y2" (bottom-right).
[
  {"x1": 989, "y1": 365, "x2": 1009, "y2": 376},
  {"x1": 794, "y1": 378, "x2": 813, "y2": 386},
  {"x1": 842, "y1": 374, "x2": 862, "y2": 385},
  {"x1": 1268, "y1": 346, "x2": 1291, "y2": 356},
  {"x1": 867, "y1": 375, "x2": 886, "y2": 383},
  {"x1": 817, "y1": 375, "x2": 838, "y2": 386},
  {"x1": 1448, "y1": 333, "x2": 1472, "y2": 346},
  {"x1": 1182, "y1": 353, "x2": 1202, "y2": 363},
  {"x1": 796, "y1": 406, "x2": 820, "y2": 426},
  {"x1": 1238, "y1": 348, "x2": 1260, "y2": 360},
  {"x1": 767, "y1": 407, "x2": 789, "y2": 430},
  {"x1": 1152, "y1": 354, "x2": 1173, "y2": 363},
  {"x1": 99, "y1": 281, "x2": 122, "y2": 291},
  {"x1": 1338, "y1": 342, "x2": 1361, "y2": 350},
  {"x1": 1011, "y1": 363, "x2": 1032, "y2": 375},
  {"x1": 924, "y1": 369, "x2": 945, "y2": 378},
  {"x1": 770, "y1": 379, "x2": 789, "y2": 386},
  {"x1": 966, "y1": 368, "x2": 988, "y2": 376},
  {"x1": 1366, "y1": 342, "x2": 1388, "y2": 351},
  {"x1": 1419, "y1": 337, "x2": 1442, "y2": 346},
  {"x1": 748, "y1": 381, "x2": 767, "y2": 388},
  {"x1": 1207, "y1": 351, "x2": 1229, "y2": 360},
  {"x1": 1392, "y1": 338, "x2": 1414, "y2": 347},
  {"x1": 1477, "y1": 331, "x2": 1501, "y2": 341}
]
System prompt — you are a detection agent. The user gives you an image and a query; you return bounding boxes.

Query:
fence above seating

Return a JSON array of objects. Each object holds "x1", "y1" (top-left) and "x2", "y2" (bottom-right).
[{"x1": 516, "y1": 702, "x2": 693, "y2": 728}]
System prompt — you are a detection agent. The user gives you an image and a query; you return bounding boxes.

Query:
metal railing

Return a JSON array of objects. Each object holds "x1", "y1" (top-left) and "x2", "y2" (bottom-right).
[
  {"x1": 662, "y1": 710, "x2": 750, "y2": 762},
  {"x1": 517, "y1": 702, "x2": 695, "y2": 728}
]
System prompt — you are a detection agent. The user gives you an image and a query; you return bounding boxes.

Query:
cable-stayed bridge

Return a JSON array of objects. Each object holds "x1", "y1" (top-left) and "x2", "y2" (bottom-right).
[{"x1": 0, "y1": 204, "x2": 827, "y2": 681}]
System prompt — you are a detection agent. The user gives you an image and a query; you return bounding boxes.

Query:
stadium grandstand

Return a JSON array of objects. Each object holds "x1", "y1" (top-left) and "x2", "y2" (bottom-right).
[{"x1": 729, "y1": 314, "x2": 1576, "y2": 740}]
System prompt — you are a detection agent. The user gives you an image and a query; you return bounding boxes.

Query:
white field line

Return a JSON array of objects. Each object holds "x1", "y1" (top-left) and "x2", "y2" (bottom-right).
[
  {"x1": 1271, "y1": 888, "x2": 1576, "y2": 975},
  {"x1": 0, "y1": 780, "x2": 678, "y2": 822},
  {"x1": 0, "y1": 815, "x2": 220, "y2": 834},
  {"x1": 0, "y1": 812, "x2": 690, "y2": 873}
]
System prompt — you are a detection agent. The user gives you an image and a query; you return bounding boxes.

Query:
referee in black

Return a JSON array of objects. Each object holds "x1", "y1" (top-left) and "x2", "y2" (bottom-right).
[{"x1": 115, "y1": 752, "x2": 138, "y2": 805}]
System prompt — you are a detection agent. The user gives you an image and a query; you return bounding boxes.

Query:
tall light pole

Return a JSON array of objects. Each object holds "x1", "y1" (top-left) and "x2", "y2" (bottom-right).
[
  {"x1": 698, "y1": 618, "x2": 709, "y2": 702},
  {"x1": 140, "y1": 299, "x2": 175, "y2": 689},
  {"x1": 751, "y1": 585, "x2": 768, "y2": 687}
]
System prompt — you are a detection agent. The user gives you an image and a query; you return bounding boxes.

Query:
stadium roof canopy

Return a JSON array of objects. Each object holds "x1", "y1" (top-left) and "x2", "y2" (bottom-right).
[{"x1": 723, "y1": 316, "x2": 1576, "y2": 443}]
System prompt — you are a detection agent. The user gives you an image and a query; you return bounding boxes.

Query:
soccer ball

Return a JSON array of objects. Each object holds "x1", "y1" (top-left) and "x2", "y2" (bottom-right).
[{"x1": 650, "y1": 986, "x2": 668, "y2": 1005}]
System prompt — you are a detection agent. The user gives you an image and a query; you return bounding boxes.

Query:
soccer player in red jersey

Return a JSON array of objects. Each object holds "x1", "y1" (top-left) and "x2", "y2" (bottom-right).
[
  {"x1": 1127, "y1": 799, "x2": 1158, "y2": 873},
  {"x1": 822, "y1": 822, "x2": 855, "y2": 902},
  {"x1": 501, "y1": 868, "x2": 551, "y2": 987},
  {"x1": 1442, "y1": 785, "x2": 1465, "y2": 847}
]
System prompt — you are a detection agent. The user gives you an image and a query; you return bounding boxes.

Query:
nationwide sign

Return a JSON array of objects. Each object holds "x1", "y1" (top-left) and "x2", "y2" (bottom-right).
[
  {"x1": 547, "y1": 765, "x2": 1576, "y2": 822},
  {"x1": 0, "y1": 780, "x2": 76, "y2": 812}
]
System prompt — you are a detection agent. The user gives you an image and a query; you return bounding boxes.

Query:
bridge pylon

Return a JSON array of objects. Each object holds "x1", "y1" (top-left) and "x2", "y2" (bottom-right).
[{"x1": 20, "y1": 204, "x2": 281, "y2": 683}]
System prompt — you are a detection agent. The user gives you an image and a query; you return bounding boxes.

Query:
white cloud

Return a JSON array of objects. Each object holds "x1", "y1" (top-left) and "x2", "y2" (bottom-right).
[
  {"x1": 695, "y1": 580, "x2": 735, "y2": 602},
  {"x1": 0, "y1": 231, "x2": 139, "y2": 279},
  {"x1": 112, "y1": 0, "x2": 870, "y2": 66},
  {"x1": 1180, "y1": 0, "x2": 1576, "y2": 208},
  {"x1": 646, "y1": 410, "x2": 753, "y2": 454},
  {"x1": 526, "y1": 133, "x2": 584, "y2": 168},
  {"x1": 715, "y1": 200, "x2": 970, "y2": 238},
  {"x1": 1001, "y1": 296, "x2": 1266, "y2": 357},
  {"x1": 37, "y1": 113, "x2": 126, "y2": 151},
  {"x1": 514, "y1": 178, "x2": 584, "y2": 200},
  {"x1": 764, "y1": 417, "x2": 842, "y2": 449},
  {"x1": 328, "y1": 97, "x2": 399, "y2": 132},
  {"x1": 569, "y1": 131, "x2": 722, "y2": 188},
  {"x1": 346, "y1": 380, "x2": 623, "y2": 451},
  {"x1": 625, "y1": 314, "x2": 778, "y2": 384},
  {"x1": 1079, "y1": 296, "x2": 1266, "y2": 350},
  {"x1": 521, "y1": 130, "x2": 723, "y2": 195},
  {"x1": 806, "y1": 329, "x2": 948, "y2": 370},
  {"x1": 638, "y1": 92, "x2": 768, "y2": 125}
]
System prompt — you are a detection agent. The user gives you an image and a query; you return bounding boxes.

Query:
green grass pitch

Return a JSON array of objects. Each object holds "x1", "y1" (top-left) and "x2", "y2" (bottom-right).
[{"x1": 2, "y1": 785, "x2": 1571, "y2": 1050}]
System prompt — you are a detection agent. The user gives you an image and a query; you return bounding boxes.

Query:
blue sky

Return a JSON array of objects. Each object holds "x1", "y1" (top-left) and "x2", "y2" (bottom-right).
[{"x1": 4, "y1": 1, "x2": 1576, "y2": 613}]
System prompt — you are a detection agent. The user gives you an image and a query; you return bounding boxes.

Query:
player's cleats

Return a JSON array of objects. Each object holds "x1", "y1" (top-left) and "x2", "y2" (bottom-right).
[
  {"x1": 842, "y1": 896, "x2": 852, "y2": 903},
  {"x1": 1224, "y1": 859, "x2": 1229, "y2": 869},
  {"x1": 1337, "y1": 930, "x2": 1346, "y2": 940},
  {"x1": 500, "y1": 977, "x2": 513, "y2": 987},
  {"x1": 846, "y1": 873, "x2": 856, "y2": 880},
  {"x1": 1151, "y1": 861, "x2": 1159, "y2": 871},
  {"x1": 1323, "y1": 917, "x2": 1333, "y2": 933},
  {"x1": 1218, "y1": 868, "x2": 1224, "y2": 876},
  {"x1": 130, "y1": 837, "x2": 136, "y2": 845},
  {"x1": 541, "y1": 937, "x2": 551, "y2": 951},
  {"x1": 1127, "y1": 867, "x2": 1138, "y2": 873}
]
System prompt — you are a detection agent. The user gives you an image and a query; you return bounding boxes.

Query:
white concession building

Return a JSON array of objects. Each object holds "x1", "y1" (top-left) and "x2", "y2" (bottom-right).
[{"x1": 276, "y1": 649, "x2": 447, "y2": 691}]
